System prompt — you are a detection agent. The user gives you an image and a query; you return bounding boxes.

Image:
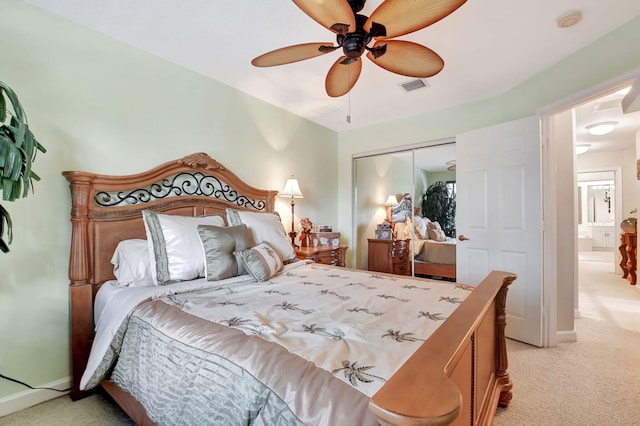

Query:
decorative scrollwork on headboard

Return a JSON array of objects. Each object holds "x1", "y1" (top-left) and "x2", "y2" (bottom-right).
[{"x1": 94, "y1": 172, "x2": 266, "y2": 210}]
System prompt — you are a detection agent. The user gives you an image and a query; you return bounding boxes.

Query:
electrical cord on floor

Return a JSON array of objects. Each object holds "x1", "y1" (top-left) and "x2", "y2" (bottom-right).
[{"x1": 0, "y1": 373, "x2": 71, "y2": 392}]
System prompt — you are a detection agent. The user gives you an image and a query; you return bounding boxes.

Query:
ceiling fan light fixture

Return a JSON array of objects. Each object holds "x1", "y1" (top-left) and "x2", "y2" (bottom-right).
[
  {"x1": 576, "y1": 144, "x2": 590, "y2": 155},
  {"x1": 253, "y1": 0, "x2": 466, "y2": 97},
  {"x1": 586, "y1": 121, "x2": 617, "y2": 136}
]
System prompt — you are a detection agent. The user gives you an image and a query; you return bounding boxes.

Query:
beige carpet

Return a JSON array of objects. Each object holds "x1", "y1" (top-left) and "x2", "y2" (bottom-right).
[
  {"x1": 3, "y1": 251, "x2": 639, "y2": 425},
  {"x1": 0, "y1": 392, "x2": 133, "y2": 425},
  {"x1": 495, "y1": 250, "x2": 640, "y2": 425}
]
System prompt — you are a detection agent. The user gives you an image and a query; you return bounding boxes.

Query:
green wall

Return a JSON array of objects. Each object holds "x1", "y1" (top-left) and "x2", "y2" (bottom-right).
[{"x1": 0, "y1": 0, "x2": 338, "y2": 402}]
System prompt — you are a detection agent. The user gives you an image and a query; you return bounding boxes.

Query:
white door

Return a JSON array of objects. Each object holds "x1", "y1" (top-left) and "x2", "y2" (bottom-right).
[{"x1": 456, "y1": 116, "x2": 543, "y2": 347}]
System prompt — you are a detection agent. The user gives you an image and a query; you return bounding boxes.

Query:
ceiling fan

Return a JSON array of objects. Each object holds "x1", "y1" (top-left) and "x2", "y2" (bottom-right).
[{"x1": 251, "y1": 0, "x2": 467, "y2": 97}]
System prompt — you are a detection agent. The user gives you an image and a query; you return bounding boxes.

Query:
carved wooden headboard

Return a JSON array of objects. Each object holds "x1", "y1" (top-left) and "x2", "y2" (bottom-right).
[
  {"x1": 63, "y1": 152, "x2": 278, "y2": 399},
  {"x1": 63, "y1": 152, "x2": 277, "y2": 288}
]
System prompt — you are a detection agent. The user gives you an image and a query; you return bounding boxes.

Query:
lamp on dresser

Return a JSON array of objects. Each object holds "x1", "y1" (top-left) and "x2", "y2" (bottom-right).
[
  {"x1": 385, "y1": 194, "x2": 398, "y2": 222},
  {"x1": 280, "y1": 175, "x2": 304, "y2": 247}
]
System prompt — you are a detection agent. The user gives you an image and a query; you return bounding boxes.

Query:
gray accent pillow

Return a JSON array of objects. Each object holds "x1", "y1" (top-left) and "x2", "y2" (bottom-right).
[
  {"x1": 241, "y1": 241, "x2": 283, "y2": 282},
  {"x1": 197, "y1": 224, "x2": 249, "y2": 281}
]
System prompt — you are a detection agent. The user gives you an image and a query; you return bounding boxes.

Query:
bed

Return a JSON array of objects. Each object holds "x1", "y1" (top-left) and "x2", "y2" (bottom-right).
[
  {"x1": 64, "y1": 152, "x2": 515, "y2": 425},
  {"x1": 395, "y1": 217, "x2": 457, "y2": 280},
  {"x1": 413, "y1": 236, "x2": 457, "y2": 280}
]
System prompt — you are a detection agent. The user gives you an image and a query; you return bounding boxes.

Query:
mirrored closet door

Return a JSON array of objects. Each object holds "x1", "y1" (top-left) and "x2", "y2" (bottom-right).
[{"x1": 353, "y1": 142, "x2": 457, "y2": 279}]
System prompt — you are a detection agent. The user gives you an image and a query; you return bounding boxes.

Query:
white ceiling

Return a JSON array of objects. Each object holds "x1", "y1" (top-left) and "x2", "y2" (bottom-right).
[
  {"x1": 574, "y1": 86, "x2": 640, "y2": 155},
  {"x1": 26, "y1": 0, "x2": 640, "y2": 142}
]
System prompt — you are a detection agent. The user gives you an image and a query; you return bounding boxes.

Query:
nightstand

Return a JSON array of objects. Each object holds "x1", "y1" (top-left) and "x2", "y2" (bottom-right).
[
  {"x1": 367, "y1": 238, "x2": 411, "y2": 276},
  {"x1": 296, "y1": 245, "x2": 347, "y2": 267}
]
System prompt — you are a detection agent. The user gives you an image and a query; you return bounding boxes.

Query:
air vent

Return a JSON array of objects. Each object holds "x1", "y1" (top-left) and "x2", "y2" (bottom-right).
[
  {"x1": 401, "y1": 79, "x2": 429, "y2": 92},
  {"x1": 592, "y1": 99, "x2": 621, "y2": 112}
]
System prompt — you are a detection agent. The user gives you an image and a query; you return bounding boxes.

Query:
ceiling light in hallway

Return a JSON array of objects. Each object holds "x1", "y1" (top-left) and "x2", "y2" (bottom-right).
[
  {"x1": 576, "y1": 144, "x2": 590, "y2": 155},
  {"x1": 586, "y1": 121, "x2": 617, "y2": 136}
]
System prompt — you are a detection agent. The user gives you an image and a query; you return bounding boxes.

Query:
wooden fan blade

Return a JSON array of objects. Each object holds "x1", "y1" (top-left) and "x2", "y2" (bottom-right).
[
  {"x1": 366, "y1": 40, "x2": 444, "y2": 78},
  {"x1": 252, "y1": 43, "x2": 335, "y2": 67},
  {"x1": 365, "y1": 0, "x2": 467, "y2": 39},
  {"x1": 293, "y1": 0, "x2": 356, "y2": 33},
  {"x1": 325, "y1": 56, "x2": 362, "y2": 97}
]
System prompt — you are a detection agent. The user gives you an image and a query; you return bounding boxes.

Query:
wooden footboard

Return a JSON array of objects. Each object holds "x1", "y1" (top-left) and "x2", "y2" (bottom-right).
[{"x1": 369, "y1": 271, "x2": 515, "y2": 425}]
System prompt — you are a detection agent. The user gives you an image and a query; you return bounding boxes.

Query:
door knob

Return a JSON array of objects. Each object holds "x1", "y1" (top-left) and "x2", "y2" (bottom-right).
[{"x1": 458, "y1": 235, "x2": 469, "y2": 241}]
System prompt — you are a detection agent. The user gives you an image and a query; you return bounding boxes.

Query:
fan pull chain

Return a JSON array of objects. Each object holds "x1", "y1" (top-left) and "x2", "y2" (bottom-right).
[{"x1": 347, "y1": 65, "x2": 352, "y2": 124}]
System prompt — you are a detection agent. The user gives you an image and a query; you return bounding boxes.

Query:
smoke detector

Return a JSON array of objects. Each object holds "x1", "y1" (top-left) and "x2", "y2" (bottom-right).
[{"x1": 557, "y1": 11, "x2": 582, "y2": 28}]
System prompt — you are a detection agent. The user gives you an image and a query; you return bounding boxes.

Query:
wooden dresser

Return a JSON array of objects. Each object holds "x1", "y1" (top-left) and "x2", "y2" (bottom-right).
[
  {"x1": 367, "y1": 238, "x2": 411, "y2": 276},
  {"x1": 619, "y1": 232, "x2": 637, "y2": 285},
  {"x1": 296, "y1": 245, "x2": 347, "y2": 267}
]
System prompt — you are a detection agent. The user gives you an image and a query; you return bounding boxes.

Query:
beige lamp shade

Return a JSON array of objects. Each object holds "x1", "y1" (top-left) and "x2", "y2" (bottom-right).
[
  {"x1": 280, "y1": 176, "x2": 303, "y2": 248},
  {"x1": 385, "y1": 195, "x2": 398, "y2": 206},
  {"x1": 280, "y1": 177, "x2": 304, "y2": 198},
  {"x1": 385, "y1": 195, "x2": 398, "y2": 222}
]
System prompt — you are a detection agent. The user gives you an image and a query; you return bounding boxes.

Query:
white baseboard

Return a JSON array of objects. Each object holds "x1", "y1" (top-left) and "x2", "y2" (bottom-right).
[
  {"x1": 556, "y1": 329, "x2": 577, "y2": 343},
  {"x1": 0, "y1": 377, "x2": 70, "y2": 417}
]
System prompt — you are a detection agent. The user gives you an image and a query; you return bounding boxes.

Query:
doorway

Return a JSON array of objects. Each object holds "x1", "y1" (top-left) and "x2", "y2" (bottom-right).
[
  {"x1": 576, "y1": 171, "x2": 620, "y2": 273},
  {"x1": 543, "y1": 75, "x2": 640, "y2": 346}
]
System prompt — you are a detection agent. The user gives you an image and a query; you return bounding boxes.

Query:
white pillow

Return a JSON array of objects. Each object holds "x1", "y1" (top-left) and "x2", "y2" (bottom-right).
[
  {"x1": 426, "y1": 221, "x2": 447, "y2": 242},
  {"x1": 427, "y1": 228, "x2": 447, "y2": 242},
  {"x1": 427, "y1": 220, "x2": 442, "y2": 231},
  {"x1": 413, "y1": 216, "x2": 429, "y2": 240},
  {"x1": 110, "y1": 239, "x2": 154, "y2": 287},
  {"x1": 142, "y1": 210, "x2": 226, "y2": 285},
  {"x1": 226, "y1": 209, "x2": 296, "y2": 263}
]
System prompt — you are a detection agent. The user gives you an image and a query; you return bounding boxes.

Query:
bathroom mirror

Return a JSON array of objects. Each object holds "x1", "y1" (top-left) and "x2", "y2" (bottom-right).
[{"x1": 585, "y1": 183, "x2": 614, "y2": 224}]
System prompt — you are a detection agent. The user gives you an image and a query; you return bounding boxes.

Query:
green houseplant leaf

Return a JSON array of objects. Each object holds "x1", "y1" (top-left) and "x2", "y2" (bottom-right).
[
  {"x1": 0, "y1": 203, "x2": 11, "y2": 253},
  {"x1": 421, "y1": 181, "x2": 456, "y2": 237},
  {"x1": 0, "y1": 81, "x2": 46, "y2": 252}
]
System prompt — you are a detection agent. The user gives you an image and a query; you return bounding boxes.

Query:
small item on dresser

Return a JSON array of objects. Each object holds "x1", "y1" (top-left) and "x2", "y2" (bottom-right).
[
  {"x1": 298, "y1": 217, "x2": 313, "y2": 247},
  {"x1": 311, "y1": 231, "x2": 341, "y2": 247},
  {"x1": 375, "y1": 222, "x2": 393, "y2": 240}
]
